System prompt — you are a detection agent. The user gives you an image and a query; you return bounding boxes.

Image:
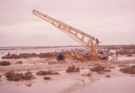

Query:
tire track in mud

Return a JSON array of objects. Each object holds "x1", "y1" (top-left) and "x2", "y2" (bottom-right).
[{"x1": 60, "y1": 77, "x2": 96, "y2": 93}]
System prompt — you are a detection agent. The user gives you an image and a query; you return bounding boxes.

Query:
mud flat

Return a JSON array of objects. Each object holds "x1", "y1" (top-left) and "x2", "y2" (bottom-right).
[
  {"x1": 0, "y1": 45, "x2": 135, "y2": 93},
  {"x1": 73, "y1": 76, "x2": 135, "y2": 93},
  {"x1": 0, "y1": 59, "x2": 135, "y2": 93}
]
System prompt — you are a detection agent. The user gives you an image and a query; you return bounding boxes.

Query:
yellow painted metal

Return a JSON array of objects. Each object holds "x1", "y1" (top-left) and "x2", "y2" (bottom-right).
[{"x1": 32, "y1": 9, "x2": 99, "y2": 60}]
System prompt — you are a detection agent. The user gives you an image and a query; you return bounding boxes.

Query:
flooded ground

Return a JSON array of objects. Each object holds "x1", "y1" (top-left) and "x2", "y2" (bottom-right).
[
  {"x1": 74, "y1": 76, "x2": 135, "y2": 93},
  {"x1": 118, "y1": 56, "x2": 135, "y2": 61},
  {"x1": 0, "y1": 45, "x2": 135, "y2": 93}
]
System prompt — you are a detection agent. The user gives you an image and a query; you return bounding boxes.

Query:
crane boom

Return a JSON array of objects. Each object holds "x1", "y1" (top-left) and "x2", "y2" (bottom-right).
[{"x1": 32, "y1": 9, "x2": 98, "y2": 59}]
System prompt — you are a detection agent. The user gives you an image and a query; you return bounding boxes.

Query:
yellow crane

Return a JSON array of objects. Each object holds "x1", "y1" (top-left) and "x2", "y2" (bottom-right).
[{"x1": 32, "y1": 9, "x2": 104, "y2": 60}]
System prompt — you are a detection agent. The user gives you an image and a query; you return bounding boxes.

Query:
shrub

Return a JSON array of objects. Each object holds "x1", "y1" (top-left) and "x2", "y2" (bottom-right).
[
  {"x1": 120, "y1": 65, "x2": 135, "y2": 74},
  {"x1": 5, "y1": 71, "x2": 23, "y2": 81},
  {"x1": 5, "y1": 71, "x2": 34, "y2": 81},
  {"x1": 105, "y1": 74, "x2": 111, "y2": 78},
  {"x1": 66, "y1": 65, "x2": 80, "y2": 73},
  {"x1": 23, "y1": 71, "x2": 34, "y2": 80},
  {"x1": 90, "y1": 65, "x2": 106, "y2": 71},
  {"x1": 36, "y1": 70, "x2": 59, "y2": 76},
  {"x1": 15, "y1": 61, "x2": 23, "y2": 64},
  {"x1": 0, "y1": 61, "x2": 11, "y2": 66},
  {"x1": 44, "y1": 76, "x2": 51, "y2": 80},
  {"x1": 90, "y1": 65, "x2": 111, "y2": 74}
]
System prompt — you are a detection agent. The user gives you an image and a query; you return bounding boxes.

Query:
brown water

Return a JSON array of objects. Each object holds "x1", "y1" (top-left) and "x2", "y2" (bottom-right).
[
  {"x1": 0, "y1": 76, "x2": 135, "y2": 93},
  {"x1": 73, "y1": 76, "x2": 135, "y2": 93},
  {"x1": 0, "y1": 79, "x2": 77, "y2": 93}
]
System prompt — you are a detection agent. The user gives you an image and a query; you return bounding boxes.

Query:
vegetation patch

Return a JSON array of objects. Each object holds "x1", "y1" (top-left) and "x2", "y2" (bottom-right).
[
  {"x1": 23, "y1": 71, "x2": 34, "y2": 80},
  {"x1": 82, "y1": 73, "x2": 92, "y2": 76},
  {"x1": 120, "y1": 65, "x2": 135, "y2": 74},
  {"x1": 90, "y1": 65, "x2": 111, "y2": 74},
  {"x1": 66, "y1": 65, "x2": 80, "y2": 73},
  {"x1": 105, "y1": 74, "x2": 111, "y2": 78},
  {"x1": 0, "y1": 61, "x2": 11, "y2": 66},
  {"x1": 36, "y1": 70, "x2": 59, "y2": 76},
  {"x1": 15, "y1": 61, "x2": 23, "y2": 64},
  {"x1": 44, "y1": 76, "x2": 51, "y2": 80},
  {"x1": 2, "y1": 52, "x2": 70, "y2": 59},
  {"x1": 5, "y1": 71, "x2": 34, "y2": 81}
]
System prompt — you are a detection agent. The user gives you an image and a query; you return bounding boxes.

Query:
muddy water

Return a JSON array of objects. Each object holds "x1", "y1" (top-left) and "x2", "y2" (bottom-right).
[
  {"x1": 0, "y1": 79, "x2": 77, "y2": 93},
  {"x1": 1, "y1": 75, "x2": 135, "y2": 93},
  {"x1": 118, "y1": 56, "x2": 135, "y2": 61},
  {"x1": 73, "y1": 76, "x2": 135, "y2": 93}
]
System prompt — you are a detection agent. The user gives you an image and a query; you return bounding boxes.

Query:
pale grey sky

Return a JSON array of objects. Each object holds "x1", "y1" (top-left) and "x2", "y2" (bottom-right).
[{"x1": 0, "y1": 0, "x2": 135, "y2": 46}]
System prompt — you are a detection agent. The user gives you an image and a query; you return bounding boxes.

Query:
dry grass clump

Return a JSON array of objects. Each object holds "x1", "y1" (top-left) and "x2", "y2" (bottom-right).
[
  {"x1": 15, "y1": 61, "x2": 23, "y2": 64},
  {"x1": 0, "y1": 61, "x2": 11, "y2": 66},
  {"x1": 82, "y1": 73, "x2": 92, "y2": 76},
  {"x1": 5, "y1": 71, "x2": 34, "y2": 81},
  {"x1": 36, "y1": 70, "x2": 59, "y2": 76},
  {"x1": 66, "y1": 65, "x2": 80, "y2": 73},
  {"x1": 105, "y1": 74, "x2": 111, "y2": 78},
  {"x1": 23, "y1": 71, "x2": 34, "y2": 80},
  {"x1": 44, "y1": 76, "x2": 51, "y2": 80},
  {"x1": 90, "y1": 65, "x2": 111, "y2": 74},
  {"x1": 120, "y1": 65, "x2": 135, "y2": 74}
]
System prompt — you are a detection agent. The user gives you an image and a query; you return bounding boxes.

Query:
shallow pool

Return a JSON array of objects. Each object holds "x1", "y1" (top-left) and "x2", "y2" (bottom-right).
[{"x1": 74, "y1": 76, "x2": 135, "y2": 93}]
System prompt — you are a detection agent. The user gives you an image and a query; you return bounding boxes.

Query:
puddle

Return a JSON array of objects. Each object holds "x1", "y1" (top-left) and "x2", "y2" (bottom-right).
[
  {"x1": 118, "y1": 56, "x2": 135, "y2": 61},
  {"x1": 73, "y1": 76, "x2": 135, "y2": 93},
  {"x1": 0, "y1": 79, "x2": 77, "y2": 93}
]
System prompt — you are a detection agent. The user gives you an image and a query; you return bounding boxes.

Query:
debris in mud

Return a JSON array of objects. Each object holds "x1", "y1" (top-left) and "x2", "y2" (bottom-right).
[
  {"x1": 25, "y1": 83, "x2": 32, "y2": 87},
  {"x1": 96, "y1": 71, "x2": 105, "y2": 74},
  {"x1": 86, "y1": 73, "x2": 92, "y2": 76},
  {"x1": 0, "y1": 61, "x2": 11, "y2": 66},
  {"x1": 66, "y1": 65, "x2": 80, "y2": 73},
  {"x1": 36, "y1": 70, "x2": 59, "y2": 76},
  {"x1": 15, "y1": 61, "x2": 23, "y2": 64},
  {"x1": 120, "y1": 65, "x2": 135, "y2": 74},
  {"x1": 90, "y1": 65, "x2": 111, "y2": 74},
  {"x1": 90, "y1": 65, "x2": 106, "y2": 71},
  {"x1": 105, "y1": 74, "x2": 111, "y2": 78},
  {"x1": 108, "y1": 66, "x2": 115, "y2": 69},
  {"x1": 0, "y1": 75, "x2": 2, "y2": 81},
  {"x1": 82, "y1": 73, "x2": 92, "y2": 76},
  {"x1": 44, "y1": 76, "x2": 51, "y2": 80},
  {"x1": 5, "y1": 71, "x2": 34, "y2": 81},
  {"x1": 126, "y1": 54, "x2": 132, "y2": 57}
]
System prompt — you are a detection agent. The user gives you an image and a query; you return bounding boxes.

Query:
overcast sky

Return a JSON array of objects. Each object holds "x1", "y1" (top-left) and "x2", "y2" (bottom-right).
[{"x1": 0, "y1": 0, "x2": 135, "y2": 46}]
